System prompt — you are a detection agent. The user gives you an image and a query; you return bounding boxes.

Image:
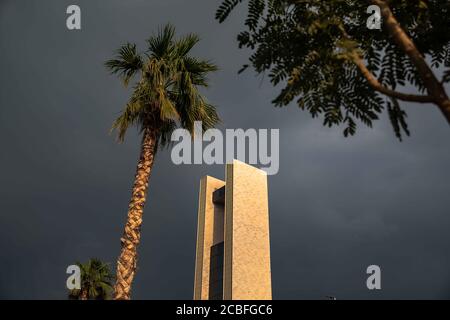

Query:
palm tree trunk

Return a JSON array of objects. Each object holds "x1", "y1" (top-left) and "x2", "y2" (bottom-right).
[{"x1": 114, "y1": 128, "x2": 157, "y2": 300}]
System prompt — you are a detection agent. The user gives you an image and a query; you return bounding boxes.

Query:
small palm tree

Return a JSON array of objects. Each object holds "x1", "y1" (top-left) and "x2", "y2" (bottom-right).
[
  {"x1": 105, "y1": 24, "x2": 219, "y2": 300},
  {"x1": 68, "y1": 259, "x2": 114, "y2": 300}
]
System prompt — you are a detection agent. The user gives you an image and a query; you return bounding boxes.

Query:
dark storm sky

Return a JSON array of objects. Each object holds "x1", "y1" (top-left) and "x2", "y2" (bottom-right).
[{"x1": 0, "y1": 0, "x2": 449, "y2": 299}]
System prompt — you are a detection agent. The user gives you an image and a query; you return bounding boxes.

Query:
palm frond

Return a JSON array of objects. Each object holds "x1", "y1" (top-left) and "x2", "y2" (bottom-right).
[
  {"x1": 182, "y1": 56, "x2": 219, "y2": 86},
  {"x1": 111, "y1": 100, "x2": 143, "y2": 142},
  {"x1": 157, "y1": 87, "x2": 180, "y2": 121},
  {"x1": 158, "y1": 120, "x2": 177, "y2": 148},
  {"x1": 107, "y1": 24, "x2": 219, "y2": 144},
  {"x1": 175, "y1": 33, "x2": 201, "y2": 57},
  {"x1": 69, "y1": 258, "x2": 114, "y2": 300}
]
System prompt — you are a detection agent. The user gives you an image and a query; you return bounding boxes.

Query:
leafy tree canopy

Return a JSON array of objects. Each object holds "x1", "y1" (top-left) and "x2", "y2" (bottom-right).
[
  {"x1": 68, "y1": 258, "x2": 114, "y2": 300},
  {"x1": 217, "y1": 0, "x2": 450, "y2": 139}
]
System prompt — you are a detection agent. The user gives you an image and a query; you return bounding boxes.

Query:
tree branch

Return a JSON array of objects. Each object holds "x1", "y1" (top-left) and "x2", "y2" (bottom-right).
[{"x1": 352, "y1": 55, "x2": 434, "y2": 103}]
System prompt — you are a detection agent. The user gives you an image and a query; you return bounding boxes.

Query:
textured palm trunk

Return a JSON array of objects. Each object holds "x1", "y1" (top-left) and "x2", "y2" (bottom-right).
[
  {"x1": 372, "y1": 0, "x2": 450, "y2": 123},
  {"x1": 114, "y1": 128, "x2": 157, "y2": 300}
]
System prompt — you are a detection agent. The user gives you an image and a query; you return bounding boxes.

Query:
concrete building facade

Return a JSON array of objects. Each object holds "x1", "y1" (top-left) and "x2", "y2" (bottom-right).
[{"x1": 193, "y1": 160, "x2": 272, "y2": 300}]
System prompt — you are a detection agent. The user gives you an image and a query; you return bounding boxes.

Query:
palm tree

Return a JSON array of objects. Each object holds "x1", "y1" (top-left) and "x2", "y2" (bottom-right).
[
  {"x1": 105, "y1": 24, "x2": 219, "y2": 300},
  {"x1": 68, "y1": 258, "x2": 114, "y2": 300}
]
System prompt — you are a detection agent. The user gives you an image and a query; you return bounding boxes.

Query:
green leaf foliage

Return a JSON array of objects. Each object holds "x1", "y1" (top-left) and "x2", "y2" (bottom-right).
[
  {"x1": 106, "y1": 24, "x2": 219, "y2": 145},
  {"x1": 216, "y1": 0, "x2": 450, "y2": 139}
]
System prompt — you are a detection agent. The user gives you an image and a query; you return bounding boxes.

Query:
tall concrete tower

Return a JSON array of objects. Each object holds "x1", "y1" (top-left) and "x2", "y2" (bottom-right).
[{"x1": 193, "y1": 160, "x2": 272, "y2": 300}]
